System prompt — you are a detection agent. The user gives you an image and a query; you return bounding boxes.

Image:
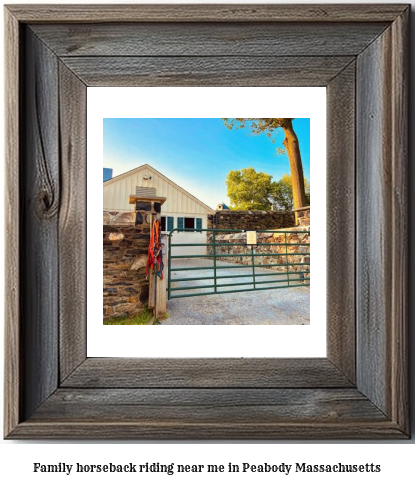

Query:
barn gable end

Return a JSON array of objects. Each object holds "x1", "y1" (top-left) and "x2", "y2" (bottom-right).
[{"x1": 103, "y1": 164, "x2": 214, "y2": 215}]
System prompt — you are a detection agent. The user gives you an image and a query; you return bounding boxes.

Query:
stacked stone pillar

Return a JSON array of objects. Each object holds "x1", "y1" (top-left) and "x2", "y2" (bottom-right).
[{"x1": 103, "y1": 195, "x2": 166, "y2": 322}]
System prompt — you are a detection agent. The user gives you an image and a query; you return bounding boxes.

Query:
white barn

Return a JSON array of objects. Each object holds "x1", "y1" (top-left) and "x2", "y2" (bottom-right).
[{"x1": 103, "y1": 164, "x2": 215, "y2": 255}]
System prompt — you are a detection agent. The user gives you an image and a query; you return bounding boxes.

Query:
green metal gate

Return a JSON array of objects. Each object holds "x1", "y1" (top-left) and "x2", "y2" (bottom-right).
[{"x1": 167, "y1": 228, "x2": 310, "y2": 299}]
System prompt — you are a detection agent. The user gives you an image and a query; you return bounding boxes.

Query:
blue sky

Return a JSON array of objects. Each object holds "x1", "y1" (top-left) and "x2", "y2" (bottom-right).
[{"x1": 104, "y1": 118, "x2": 310, "y2": 209}]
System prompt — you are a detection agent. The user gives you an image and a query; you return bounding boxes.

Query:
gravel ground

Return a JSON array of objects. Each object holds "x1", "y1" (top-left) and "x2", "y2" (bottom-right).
[{"x1": 161, "y1": 258, "x2": 310, "y2": 325}]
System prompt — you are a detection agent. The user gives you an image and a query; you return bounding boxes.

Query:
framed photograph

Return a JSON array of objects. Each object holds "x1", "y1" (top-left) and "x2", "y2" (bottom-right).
[
  {"x1": 4, "y1": 4, "x2": 409, "y2": 439},
  {"x1": 91, "y1": 89, "x2": 325, "y2": 358}
]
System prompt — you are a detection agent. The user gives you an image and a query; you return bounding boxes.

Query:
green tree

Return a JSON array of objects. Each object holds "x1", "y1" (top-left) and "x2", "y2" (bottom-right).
[
  {"x1": 222, "y1": 118, "x2": 308, "y2": 210},
  {"x1": 226, "y1": 167, "x2": 274, "y2": 210},
  {"x1": 271, "y1": 174, "x2": 310, "y2": 211}
]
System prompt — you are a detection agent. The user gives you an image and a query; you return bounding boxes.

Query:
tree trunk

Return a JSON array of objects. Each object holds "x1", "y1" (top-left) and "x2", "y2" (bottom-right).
[{"x1": 281, "y1": 119, "x2": 308, "y2": 210}]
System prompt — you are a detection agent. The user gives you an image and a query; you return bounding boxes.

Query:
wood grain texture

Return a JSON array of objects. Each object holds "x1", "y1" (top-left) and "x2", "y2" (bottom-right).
[
  {"x1": 61, "y1": 56, "x2": 354, "y2": 87},
  {"x1": 355, "y1": 16, "x2": 409, "y2": 433},
  {"x1": 32, "y1": 388, "x2": 386, "y2": 423},
  {"x1": 389, "y1": 8, "x2": 409, "y2": 432},
  {"x1": 31, "y1": 22, "x2": 388, "y2": 57},
  {"x1": 356, "y1": 27, "x2": 396, "y2": 419},
  {"x1": 20, "y1": 28, "x2": 60, "y2": 420},
  {"x1": 4, "y1": 6, "x2": 21, "y2": 438},
  {"x1": 62, "y1": 358, "x2": 353, "y2": 389},
  {"x1": 7, "y1": 422, "x2": 406, "y2": 440},
  {"x1": 6, "y1": 4, "x2": 409, "y2": 23},
  {"x1": 58, "y1": 63, "x2": 87, "y2": 382},
  {"x1": 326, "y1": 61, "x2": 356, "y2": 383}
]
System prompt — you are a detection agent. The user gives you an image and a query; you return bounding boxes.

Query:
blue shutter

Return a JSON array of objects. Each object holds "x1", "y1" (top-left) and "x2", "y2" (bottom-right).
[
  {"x1": 177, "y1": 217, "x2": 184, "y2": 229},
  {"x1": 167, "y1": 216, "x2": 174, "y2": 231},
  {"x1": 196, "y1": 218, "x2": 202, "y2": 231}
]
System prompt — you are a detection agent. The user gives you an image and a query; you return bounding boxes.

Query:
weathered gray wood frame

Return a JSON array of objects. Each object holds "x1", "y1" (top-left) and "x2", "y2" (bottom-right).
[{"x1": 4, "y1": 4, "x2": 409, "y2": 439}]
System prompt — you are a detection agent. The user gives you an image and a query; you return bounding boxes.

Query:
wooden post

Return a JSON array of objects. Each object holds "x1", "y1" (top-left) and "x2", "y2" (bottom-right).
[
  {"x1": 128, "y1": 195, "x2": 167, "y2": 318},
  {"x1": 148, "y1": 271, "x2": 155, "y2": 310},
  {"x1": 155, "y1": 234, "x2": 168, "y2": 318}
]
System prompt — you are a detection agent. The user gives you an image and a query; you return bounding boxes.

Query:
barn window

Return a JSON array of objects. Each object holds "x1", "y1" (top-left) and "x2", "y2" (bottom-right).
[
  {"x1": 184, "y1": 217, "x2": 195, "y2": 229},
  {"x1": 160, "y1": 216, "x2": 174, "y2": 232},
  {"x1": 177, "y1": 217, "x2": 203, "y2": 231},
  {"x1": 160, "y1": 216, "x2": 166, "y2": 231}
]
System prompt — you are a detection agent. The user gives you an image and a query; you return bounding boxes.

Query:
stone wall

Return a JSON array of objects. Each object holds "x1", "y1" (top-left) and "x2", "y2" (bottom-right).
[
  {"x1": 103, "y1": 210, "x2": 135, "y2": 226},
  {"x1": 295, "y1": 206, "x2": 310, "y2": 226},
  {"x1": 207, "y1": 226, "x2": 310, "y2": 279},
  {"x1": 103, "y1": 201, "x2": 161, "y2": 321},
  {"x1": 103, "y1": 225, "x2": 149, "y2": 320},
  {"x1": 208, "y1": 210, "x2": 295, "y2": 231}
]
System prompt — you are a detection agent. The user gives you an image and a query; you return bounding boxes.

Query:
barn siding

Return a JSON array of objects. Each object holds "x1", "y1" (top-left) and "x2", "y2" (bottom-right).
[{"x1": 103, "y1": 165, "x2": 213, "y2": 216}]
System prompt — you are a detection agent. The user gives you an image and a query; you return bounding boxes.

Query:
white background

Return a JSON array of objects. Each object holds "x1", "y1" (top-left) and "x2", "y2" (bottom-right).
[
  {"x1": 88, "y1": 87, "x2": 326, "y2": 357},
  {"x1": 1, "y1": 1, "x2": 414, "y2": 486}
]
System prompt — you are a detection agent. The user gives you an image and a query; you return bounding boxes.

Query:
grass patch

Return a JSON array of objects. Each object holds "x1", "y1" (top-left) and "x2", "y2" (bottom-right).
[
  {"x1": 157, "y1": 312, "x2": 169, "y2": 321},
  {"x1": 103, "y1": 306, "x2": 153, "y2": 325}
]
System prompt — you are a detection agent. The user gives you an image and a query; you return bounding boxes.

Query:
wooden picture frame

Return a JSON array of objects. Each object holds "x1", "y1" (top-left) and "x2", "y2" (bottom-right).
[{"x1": 4, "y1": 4, "x2": 409, "y2": 439}]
